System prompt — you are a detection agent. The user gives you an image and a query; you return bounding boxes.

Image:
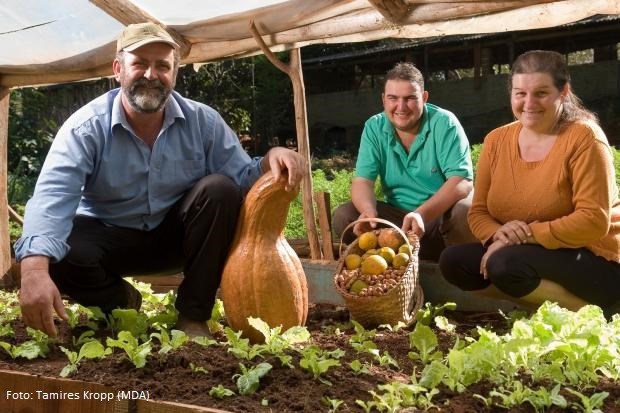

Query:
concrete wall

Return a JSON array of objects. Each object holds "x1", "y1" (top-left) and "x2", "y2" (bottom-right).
[{"x1": 307, "y1": 60, "x2": 620, "y2": 149}]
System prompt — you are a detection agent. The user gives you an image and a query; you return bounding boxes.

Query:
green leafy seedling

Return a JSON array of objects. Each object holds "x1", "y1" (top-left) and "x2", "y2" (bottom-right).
[
  {"x1": 233, "y1": 362, "x2": 272, "y2": 395},
  {"x1": 247, "y1": 317, "x2": 310, "y2": 367},
  {"x1": 150, "y1": 328, "x2": 188, "y2": 354},
  {"x1": 106, "y1": 330, "x2": 152, "y2": 368},
  {"x1": 0, "y1": 328, "x2": 50, "y2": 360},
  {"x1": 349, "y1": 359, "x2": 371, "y2": 375},
  {"x1": 189, "y1": 362, "x2": 208, "y2": 374},
  {"x1": 191, "y1": 335, "x2": 218, "y2": 347},
  {"x1": 0, "y1": 340, "x2": 48, "y2": 360},
  {"x1": 0, "y1": 323, "x2": 14, "y2": 338},
  {"x1": 60, "y1": 340, "x2": 111, "y2": 377},
  {"x1": 415, "y1": 302, "x2": 457, "y2": 326},
  {"x1": 224, "y1": 327, "x2": 264, "y2": 361},
  {"x1": 299, "y1": 345, "x2": 343, "y2": 385},
  {"x1": 71, "y1": 330, "x2": 96, "y2": 348},
  {"x1": 566, "y1": 388, "x2": 608, "y2": 413},
  {"x1": 207, "y1": 299, "x2": 226, "y2": 334},
  {"x1": 209, "y1": 384, "x2": 235, "y2": 399},
  {"x1": 109, "y1": 309, "x2": 149, "y2": 339},
  {"x1": 408, "y1": 323, "x2": 442, "y2": 364},
  {"x1": 321, "y1": 396, "x2": 345, "y2": 413}
]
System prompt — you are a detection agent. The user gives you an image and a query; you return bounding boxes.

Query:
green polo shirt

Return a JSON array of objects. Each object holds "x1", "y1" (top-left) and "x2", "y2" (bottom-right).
[{"x1": 355, "y1": 103, "x2": 472, "y2": 212}]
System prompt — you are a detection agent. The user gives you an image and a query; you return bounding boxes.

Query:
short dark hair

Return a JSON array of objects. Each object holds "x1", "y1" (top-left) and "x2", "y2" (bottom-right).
[
  {"x1": 510, "y1": 50, "x2": 598, "y2": 128},
  {"x1": 385, "y1": 62, "x2": 424, "y2": 90}
]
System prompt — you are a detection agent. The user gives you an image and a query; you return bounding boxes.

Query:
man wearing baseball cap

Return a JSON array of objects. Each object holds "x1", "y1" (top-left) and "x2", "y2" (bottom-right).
[
  {"x1": 117, "y1": 22, "x2": 179, "y2": 52},
  {"x1": 15, "y1": 22, "x2": 305, "y2": 338}
]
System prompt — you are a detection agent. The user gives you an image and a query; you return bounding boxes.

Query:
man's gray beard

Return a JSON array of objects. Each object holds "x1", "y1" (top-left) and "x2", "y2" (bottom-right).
[{"x1": 125, "y1": 80, "x2": 172, "y2": 113}]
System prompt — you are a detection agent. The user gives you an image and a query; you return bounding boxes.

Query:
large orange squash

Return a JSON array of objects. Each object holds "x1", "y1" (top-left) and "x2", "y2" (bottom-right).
[{"x1": 220, "y1": 171, "x2": 308, "y2": 343}]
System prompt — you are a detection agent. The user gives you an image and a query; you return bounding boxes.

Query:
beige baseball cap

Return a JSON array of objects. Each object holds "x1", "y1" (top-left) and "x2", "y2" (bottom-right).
[{"x1": 117, "y1": 22, "x2": 179, "y2": 52}]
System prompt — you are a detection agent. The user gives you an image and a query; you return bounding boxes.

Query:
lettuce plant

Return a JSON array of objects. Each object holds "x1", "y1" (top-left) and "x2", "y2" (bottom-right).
[
  {"x1": 60, "y1": 340, "x2": 111, "y2": 377},
  {"x1": 106, "y1": 330, "x2": 152, "y2": 368},
  {"x1": 299, "y1": 345, "x2": 343, "y2": 385},
  {"x1": 233, "y1": 362, "x2": 272, "y2": 395}
]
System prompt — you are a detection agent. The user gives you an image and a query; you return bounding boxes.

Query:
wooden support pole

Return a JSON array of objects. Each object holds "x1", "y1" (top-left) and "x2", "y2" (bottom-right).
[
  {"x1": 8, "y1": 205, "x2": 23, "y2": 226},
  {"x1": 0, "y1": 87, "x2": 11, "y2": 277},
  {"x1": 314, "y1": 192, "x2": 335, "y2": 260},
  {"x1": 249, "y1": 20, "x2": 322, "y2": 259}
]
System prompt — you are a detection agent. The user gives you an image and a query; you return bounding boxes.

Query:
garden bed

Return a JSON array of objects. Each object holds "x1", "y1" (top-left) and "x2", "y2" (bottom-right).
[{"x1": 0, "y1": 285, "x2": 619, "y2": 413}]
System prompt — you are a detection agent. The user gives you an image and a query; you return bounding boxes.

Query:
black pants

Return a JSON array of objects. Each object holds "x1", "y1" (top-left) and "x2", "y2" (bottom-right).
[
  {"x1": 439, "y1": 243, "x2": 620, "y2": 308},
  {"x1": 49, "y1": 174, "x2": 242, "y2": 321}
]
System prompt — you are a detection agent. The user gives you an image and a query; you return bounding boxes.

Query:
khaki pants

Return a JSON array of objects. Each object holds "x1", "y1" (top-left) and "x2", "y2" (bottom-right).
[{"x1": 332, "y1": 192, "x2": 476, "y2": 261}]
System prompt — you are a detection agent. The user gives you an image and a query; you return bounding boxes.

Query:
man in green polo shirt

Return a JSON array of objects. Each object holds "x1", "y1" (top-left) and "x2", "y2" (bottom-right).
[{"x1": 332, "y1": 62, "x2": 476, "y2": 260}]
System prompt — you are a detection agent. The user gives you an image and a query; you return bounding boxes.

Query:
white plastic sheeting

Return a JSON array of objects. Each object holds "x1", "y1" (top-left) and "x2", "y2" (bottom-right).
[
  {"x1": 0, "y1": 0, "x2": 619, "y2": 87},
  {"x1": 0, "y1": 0, "x2": 123, "y2": 66}
]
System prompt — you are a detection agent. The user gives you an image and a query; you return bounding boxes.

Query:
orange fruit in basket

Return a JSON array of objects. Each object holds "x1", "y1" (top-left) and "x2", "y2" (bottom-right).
[
  {"x1": 361, "y1": 255, "x2": 388, "y2": 275},
  {"x1": 361, "y1": 249, "x2": 378, "y2": 261},
  {"x1": 349, "y1": 279, "x2": 368, "y2": 294},
  {"x1": 392, "y1": 252, "x2": 410, "y2": 268},
  {"x1": 377, "y1": 228, "x2": 404, "y2": 250},
  {"x1": 344, "y1": 254, "x2": 362, "y2": 270},
  {"x1": 358, "y1": 231, "x2": 378, "y2": 251},
  {"x1": 377, "y1": 247, "x2": 396, "y2": 264},
  {"x1": 398, "y1": 243, "x2": 413, "y2": 258}
]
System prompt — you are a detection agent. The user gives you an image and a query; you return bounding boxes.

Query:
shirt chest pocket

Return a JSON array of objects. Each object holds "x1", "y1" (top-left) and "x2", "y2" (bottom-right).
[
  {"x1": 174, "y1": 159, "x2": 204, "y2": 178},
  {"x1": 157, "y1": 159, "x2": 206, "y2": 197}
]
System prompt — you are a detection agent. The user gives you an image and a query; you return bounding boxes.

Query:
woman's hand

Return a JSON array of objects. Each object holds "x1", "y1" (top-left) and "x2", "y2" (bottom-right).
[
  {"x1": 480, "y1": 240, "x2": 507, "y2": 279},
  {"x1": 493, "y1": 220, "x2": 533, "y2": 245}
]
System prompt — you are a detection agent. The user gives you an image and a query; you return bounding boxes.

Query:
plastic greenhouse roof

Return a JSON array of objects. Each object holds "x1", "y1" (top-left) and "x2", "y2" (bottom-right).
[{"x1": 0, "y1": 0, "x2": 618, "y2": 87}]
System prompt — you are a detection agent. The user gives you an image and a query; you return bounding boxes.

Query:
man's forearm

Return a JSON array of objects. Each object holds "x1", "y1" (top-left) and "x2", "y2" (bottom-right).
[
  {"x1": 351, "y1": 179, "x2": 377, "y2": 215},
  {"x1": 415, "y1": 176, "x2": 472, "y2": 223}
]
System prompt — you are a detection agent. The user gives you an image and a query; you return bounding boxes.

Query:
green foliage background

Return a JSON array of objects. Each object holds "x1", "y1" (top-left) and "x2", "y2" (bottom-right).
[
  {"x1": 174, "y1": 55, "x2": 293, "y2": 148},
  {"x1": 8, "y1": 89, "x2": 56, "y2": 205}
]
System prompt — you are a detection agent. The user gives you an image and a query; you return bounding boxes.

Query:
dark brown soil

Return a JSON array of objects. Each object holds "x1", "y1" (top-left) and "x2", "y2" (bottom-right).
[{"x1": 1, "y1": 304, "x2": 619, "y2": 413}]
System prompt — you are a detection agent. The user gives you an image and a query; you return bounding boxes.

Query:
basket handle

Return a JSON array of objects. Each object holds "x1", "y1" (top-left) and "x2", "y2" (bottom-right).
[{"x1": 338, "y1": 217, "x2": 413, "y2": 257}]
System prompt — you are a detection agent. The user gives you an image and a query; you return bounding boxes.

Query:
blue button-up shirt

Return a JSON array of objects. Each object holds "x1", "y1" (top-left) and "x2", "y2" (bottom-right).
[{"x1": 14, "y1": 88, "x2": 263, "y2": 262}]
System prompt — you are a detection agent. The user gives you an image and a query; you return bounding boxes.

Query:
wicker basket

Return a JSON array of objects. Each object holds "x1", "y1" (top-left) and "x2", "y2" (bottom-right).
[{"x1": 333, "y1": 218, "x2": 424, "y2": 328}]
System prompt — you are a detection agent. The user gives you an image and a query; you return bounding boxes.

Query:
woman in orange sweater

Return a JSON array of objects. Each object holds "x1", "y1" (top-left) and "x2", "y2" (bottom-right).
[{"x1": 439, "y1": 50, "x2": 620, "y2": 316}]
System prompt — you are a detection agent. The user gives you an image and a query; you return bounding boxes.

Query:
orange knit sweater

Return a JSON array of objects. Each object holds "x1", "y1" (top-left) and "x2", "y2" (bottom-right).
[{"x1": 469, "y1": 121, "x2": 620, "y2": 263}]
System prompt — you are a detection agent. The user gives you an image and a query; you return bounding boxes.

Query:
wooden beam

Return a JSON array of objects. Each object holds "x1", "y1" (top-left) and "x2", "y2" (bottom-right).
[
  {"x1": 8, "y1": 205, "x2": 23, "y2": 226},
  {"x1": 249, "y1": 20, "x2": 322, "y2": 260},
  {"x1": 0, "y1": 65, "x2": 114, "y2": 89},
  {"x1": 0, "y1": 87, "x2": 11, "y2": 277},
  {"x1": 185, "y1": 0, "x2": 555, "y2": 64},
  {"x1": 367, "y1": 0, "x2": 410, "y2": 23},
  {"x1": 89, "y1": 0, "x2": 192, "y2": 58}
]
